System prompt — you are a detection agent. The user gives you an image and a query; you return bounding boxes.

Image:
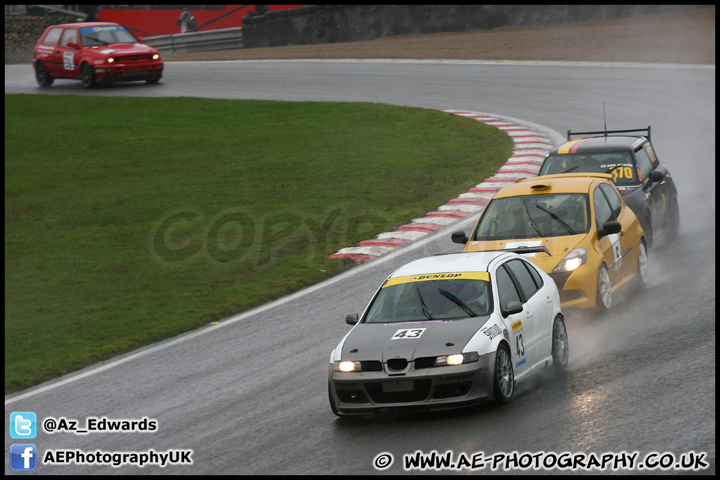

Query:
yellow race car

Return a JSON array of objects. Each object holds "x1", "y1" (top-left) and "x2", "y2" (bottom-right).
[{"x1": 451, "y1": 173, "x2": 648, "y2": 312}]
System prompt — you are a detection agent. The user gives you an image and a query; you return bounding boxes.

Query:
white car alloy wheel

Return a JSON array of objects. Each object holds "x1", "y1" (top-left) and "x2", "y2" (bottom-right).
[
  {"x1": 552, "y1": 316, "x2": 569, "y2": 372},
  {"x1": 494, "y1": 344, "x2": 514, "y2": 404}
]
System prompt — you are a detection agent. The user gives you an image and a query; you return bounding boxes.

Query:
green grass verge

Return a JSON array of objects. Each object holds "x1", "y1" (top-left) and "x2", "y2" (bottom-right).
[{"x1": 5, "y1": 94, "x2": 513, "y2": 394}]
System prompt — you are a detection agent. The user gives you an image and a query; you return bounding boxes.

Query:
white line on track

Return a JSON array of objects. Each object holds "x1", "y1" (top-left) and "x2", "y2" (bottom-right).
[{"x1": 4, "y1": 209, "x2": 479, "y2": 406}]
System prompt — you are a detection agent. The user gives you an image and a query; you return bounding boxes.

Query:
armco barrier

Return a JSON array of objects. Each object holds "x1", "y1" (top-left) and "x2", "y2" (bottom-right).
[{"x1": 143, "y1": 28, "x2": 243, "y2": 55}]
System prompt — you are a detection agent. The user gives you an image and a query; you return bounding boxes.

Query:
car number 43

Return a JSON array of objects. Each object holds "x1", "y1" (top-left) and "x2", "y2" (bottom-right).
[{"x1": 391, "y1": 328, "x2": 426, "y2": 340}]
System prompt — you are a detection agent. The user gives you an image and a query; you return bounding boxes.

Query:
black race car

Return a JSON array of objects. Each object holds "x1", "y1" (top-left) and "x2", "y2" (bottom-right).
[{"x1": 537, "y1": 127, "x2": 679, "y2": 247}]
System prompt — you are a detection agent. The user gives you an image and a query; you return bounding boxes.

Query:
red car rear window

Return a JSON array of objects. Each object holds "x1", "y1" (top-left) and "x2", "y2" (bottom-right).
[{"x1": 42, "y1": 28, "x2": 63, "y2": 46}]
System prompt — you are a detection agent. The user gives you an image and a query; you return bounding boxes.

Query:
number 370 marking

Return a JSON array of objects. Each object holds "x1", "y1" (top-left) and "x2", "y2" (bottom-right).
[{"x1": 391, "y1": 328, "x2": 426, "y2": 340}]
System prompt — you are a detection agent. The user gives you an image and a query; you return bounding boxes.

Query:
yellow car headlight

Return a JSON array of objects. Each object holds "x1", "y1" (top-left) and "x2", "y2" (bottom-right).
[{"x1": 553, "y1": 248, "x2": 587, "y2": 273}]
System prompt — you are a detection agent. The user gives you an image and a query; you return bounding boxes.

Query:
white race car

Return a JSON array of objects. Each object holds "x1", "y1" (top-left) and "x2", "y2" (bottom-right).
[{"x1": 328, "y1": 251, "x2": 569, "y2": 416}]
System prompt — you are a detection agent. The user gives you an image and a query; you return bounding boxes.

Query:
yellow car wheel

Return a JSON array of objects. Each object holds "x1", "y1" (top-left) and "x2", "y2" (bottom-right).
[
  {"x1": 596, "y1": 264, "x2": 612, "y2": 313},
  {"x1": 636, "y1": 241, "x2": 649, "y2": 288}
]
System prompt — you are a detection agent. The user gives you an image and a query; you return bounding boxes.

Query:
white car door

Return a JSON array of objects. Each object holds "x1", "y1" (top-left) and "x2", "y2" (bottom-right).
[
  {"x1": 507, "y1": 259, "x2": 553, "y2": 365},
  {"x1": 505, "y1": 258, "x2": 555, "y2": 359},
  {"x1": 494, "y1": 262, "x2": 534, "y2": 375}
]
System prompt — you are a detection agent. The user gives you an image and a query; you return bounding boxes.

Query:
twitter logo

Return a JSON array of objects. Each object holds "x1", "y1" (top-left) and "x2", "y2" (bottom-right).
[{"x1": 10, "y1": 412, "x2": 37, "y2": 439}]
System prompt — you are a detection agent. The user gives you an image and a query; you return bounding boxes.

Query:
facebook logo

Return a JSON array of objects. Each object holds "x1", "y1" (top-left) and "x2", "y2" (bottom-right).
[
  {"x1": 10, "y1": 444, "x2": 37, "y2": 471},
  {"x1": 10, "y1": 411, "x2": 37, "y2": 439}
]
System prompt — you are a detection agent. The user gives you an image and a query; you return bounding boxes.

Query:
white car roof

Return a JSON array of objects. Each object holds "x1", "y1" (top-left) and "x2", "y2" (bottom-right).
[{"x1": 390, "y1": 251, "x2": 513, "y2": 278}]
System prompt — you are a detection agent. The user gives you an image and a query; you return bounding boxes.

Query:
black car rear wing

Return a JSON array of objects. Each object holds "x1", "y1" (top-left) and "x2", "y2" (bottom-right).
[{"x1": 567, "y1": 126, "x2": 651, "y2": 142}]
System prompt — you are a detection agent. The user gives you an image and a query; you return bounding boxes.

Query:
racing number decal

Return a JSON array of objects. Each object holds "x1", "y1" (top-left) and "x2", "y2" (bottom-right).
[
  {"x1": 611, "y1": 166, "x2": 634, "y2": 182},
  {"x1": 391, "y1": 328, "x2": 426, "y2": 340},
  {"x1": 510, "y1": 320, "x2": 526, "y2": 367},
  {"x1": 608, "y1": 233, "x2": 622, "y2": 272},
  {"x1": 63, "y1": 51, "x2": 74, "y2": 70},
  {"x1": 516, "y1": 333, "x2": 525, "y2": 357}
]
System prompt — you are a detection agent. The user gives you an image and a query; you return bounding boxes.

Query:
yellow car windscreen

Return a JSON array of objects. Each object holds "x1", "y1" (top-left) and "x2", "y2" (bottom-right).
[{"x1": 475, "y1": 193, "x2": 590, "y2": 240}]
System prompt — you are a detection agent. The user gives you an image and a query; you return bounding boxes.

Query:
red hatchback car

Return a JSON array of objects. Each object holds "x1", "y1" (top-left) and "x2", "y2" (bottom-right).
[{"x1": 33, "y1": 22, "x2": 163, "y2": 88}]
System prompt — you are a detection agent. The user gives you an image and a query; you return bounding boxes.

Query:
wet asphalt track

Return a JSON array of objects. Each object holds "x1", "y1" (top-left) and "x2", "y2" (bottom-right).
[{"x1": 4, "y1": 60, "x2": 715, "y2": 474}]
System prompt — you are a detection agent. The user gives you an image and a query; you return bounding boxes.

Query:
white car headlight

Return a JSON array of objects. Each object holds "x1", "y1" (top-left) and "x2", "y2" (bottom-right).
[
  {"x1": 553, "y1": 248, "x2": 587, "y2": 273},
  {"x1": 335, "y1": 361, "x2": 360, "y2": 372},
  {"x1": 435, "y1": 352, "x2": 479, "y2": 367}
]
